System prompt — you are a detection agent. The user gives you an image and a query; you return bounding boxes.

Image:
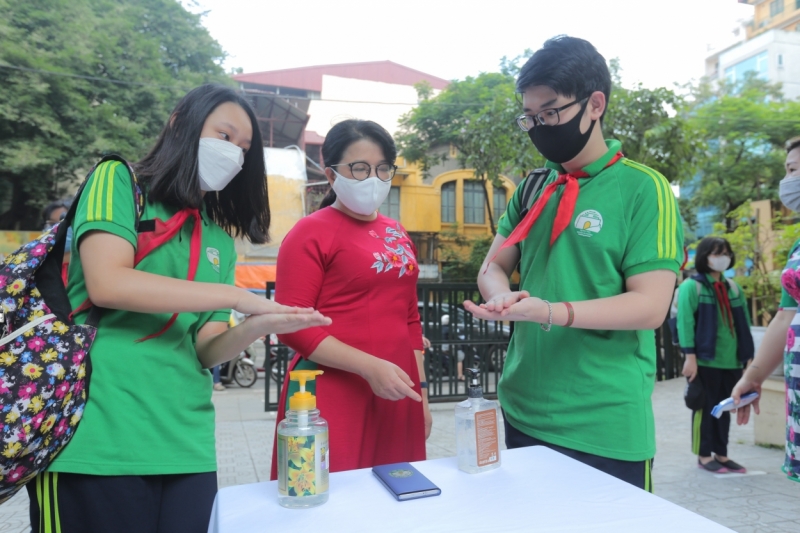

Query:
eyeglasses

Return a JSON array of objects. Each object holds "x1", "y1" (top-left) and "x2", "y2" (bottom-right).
[
  {"x1": 328, "y1": 162, "x2": 397, "y2": 182},
  {"x1": 516, "y1": 97, "x2": 589, "y2": 131}
]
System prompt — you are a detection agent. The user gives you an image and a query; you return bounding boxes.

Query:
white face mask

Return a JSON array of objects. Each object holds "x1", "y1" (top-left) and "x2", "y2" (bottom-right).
[
  {"x1": 331, "y1": 170, "x2": 391, "y2": 216},
  {"x1": 780, "y1": 175, "x2": 800, "y2": 212},
  {"x1": 198, "y1": 138, "x2": 244, "y2": 192},
  {"x1": 708, "y1": 255, "x2": 731, "y2": 272}
]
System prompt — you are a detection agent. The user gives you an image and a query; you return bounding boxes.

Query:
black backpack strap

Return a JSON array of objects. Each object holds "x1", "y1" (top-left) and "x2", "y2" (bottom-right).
[
  {"x1": 518, "y1": 168, "x2": 551, "y2": 219},
  {"x1": 45, "y1": 155, "x2": 144, "y2": 326}
]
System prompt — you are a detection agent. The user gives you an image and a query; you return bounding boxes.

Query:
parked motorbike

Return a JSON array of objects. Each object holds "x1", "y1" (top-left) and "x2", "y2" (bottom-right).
[{"x1": 219, "y1": 350, "x2": 258, "y2": 388}]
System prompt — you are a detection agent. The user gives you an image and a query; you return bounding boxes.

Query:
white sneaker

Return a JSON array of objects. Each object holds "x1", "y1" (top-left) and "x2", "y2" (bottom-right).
[{"x1": 213, "y1": 383, "x2": 226, "y2": 391}]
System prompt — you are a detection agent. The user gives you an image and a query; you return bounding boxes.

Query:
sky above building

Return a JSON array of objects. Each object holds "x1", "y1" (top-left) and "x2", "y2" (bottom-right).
[{"x1": 193, "y1": 0, "x2": 754, "y2": 91}]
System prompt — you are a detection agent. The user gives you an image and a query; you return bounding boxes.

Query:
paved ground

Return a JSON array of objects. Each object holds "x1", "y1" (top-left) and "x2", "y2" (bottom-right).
[{"x1": 2, "y1": 377, "x2": 799, "y2": 532}]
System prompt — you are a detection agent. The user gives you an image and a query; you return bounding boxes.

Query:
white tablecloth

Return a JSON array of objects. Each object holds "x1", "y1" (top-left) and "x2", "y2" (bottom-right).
[{"x1": 208, "y1": 446, "x2": 732, "y2": 533}]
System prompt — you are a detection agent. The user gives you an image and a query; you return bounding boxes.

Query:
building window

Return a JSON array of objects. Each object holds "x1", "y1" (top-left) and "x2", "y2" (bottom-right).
[
  {"x1": 770, "y1": 0, "x2": 784, "y2": 16},
  {"x1": 463, "y1": 181, "x2": 485, "y2": 224},
  {"x1": 441, "y1": 182, "x2": 456, "y2": 223},
  {"x1": 493, "y1": 187, "x2": 507, "y2": 221},
  {"x1": 723, "y1": 50, "x2": 769, "y2": 84},
  {"x1": 379, "y1": 186, "x2": 401, "y2": 221}
]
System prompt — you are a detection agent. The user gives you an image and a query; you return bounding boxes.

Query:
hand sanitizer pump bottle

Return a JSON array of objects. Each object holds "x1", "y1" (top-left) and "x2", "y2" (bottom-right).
[
  {"x1": 277, "y1": 370, "x2": 329, "y2": 508},
  {"x1": 455, "y1": 368, "x2": 501, "y2": 474}
]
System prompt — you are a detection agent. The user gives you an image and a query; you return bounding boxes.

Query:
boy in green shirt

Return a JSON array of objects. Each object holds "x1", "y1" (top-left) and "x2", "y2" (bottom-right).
[{"x1": 465, "y1": 36, "x2": 683, "y2": 491}]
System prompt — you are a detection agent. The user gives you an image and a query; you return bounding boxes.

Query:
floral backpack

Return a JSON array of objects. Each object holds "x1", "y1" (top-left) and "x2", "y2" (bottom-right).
[{"x1": 0, "y1": 155, "x2": 143, "y2": 504}]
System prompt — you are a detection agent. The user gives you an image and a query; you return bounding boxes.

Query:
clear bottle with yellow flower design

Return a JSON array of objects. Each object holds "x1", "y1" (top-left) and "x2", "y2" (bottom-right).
[{"x1": 277, "y1": 370, "x2": 329, "y2": 508}]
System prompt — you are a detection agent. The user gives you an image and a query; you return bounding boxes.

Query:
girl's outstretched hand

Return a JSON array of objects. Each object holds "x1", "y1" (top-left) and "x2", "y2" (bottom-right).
[
  {"x1": 234, "y1": 289, "x2": 312, "y2": 316},
  {"x1": 234, "y1": 289, "x2": 331, "y2": 335},
  {"x1": 243, "y1": 311, "x2": 331, "y2": 336}
]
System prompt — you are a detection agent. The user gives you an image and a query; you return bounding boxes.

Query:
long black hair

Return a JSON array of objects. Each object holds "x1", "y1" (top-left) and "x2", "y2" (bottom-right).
[
  {"x1": 319, "y1": 120, "x2": 397, "y2": 209},
  {"x1": 135, "y1": 84, "x2": 270, "y2": 243},
  {"x1": 694, "y1": 237, "x2": 736, "y2": 274}
]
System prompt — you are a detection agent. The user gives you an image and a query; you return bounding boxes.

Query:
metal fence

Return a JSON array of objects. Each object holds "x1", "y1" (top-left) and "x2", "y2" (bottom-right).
[{"x1": 263, "y1": 282, "x2": 683, "y2": 411}]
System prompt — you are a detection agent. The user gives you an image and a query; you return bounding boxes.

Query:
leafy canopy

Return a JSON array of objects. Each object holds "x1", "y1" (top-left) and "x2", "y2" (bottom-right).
[{"x1": 0, "y1": 0, "x2": 232, "y2": 229}]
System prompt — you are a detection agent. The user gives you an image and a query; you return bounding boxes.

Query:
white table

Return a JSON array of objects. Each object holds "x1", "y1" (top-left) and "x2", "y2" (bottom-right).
[{"x1": 208, "y1": 446, "x2": 733, "y2": 533}]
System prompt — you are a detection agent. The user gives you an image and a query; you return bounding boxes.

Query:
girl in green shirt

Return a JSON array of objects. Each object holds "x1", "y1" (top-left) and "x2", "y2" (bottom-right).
[
  {"x1": 678, "y1": 237, "x2": 752, "y2": 474},
  {"x1": 27, "y1": 84, "x2": 330, "y2": 533}
]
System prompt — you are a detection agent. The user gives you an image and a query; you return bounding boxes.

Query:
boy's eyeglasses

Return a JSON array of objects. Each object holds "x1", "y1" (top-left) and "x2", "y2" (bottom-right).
[
  {"x1": 328, "y1": 162, "x2": 397, "y2": 182},
  {"x1": 516, "y1": 97, "x2": 589, "y2": 131}
]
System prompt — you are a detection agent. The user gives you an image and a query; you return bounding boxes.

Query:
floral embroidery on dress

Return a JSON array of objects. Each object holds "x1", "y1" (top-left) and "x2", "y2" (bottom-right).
[{"x1": 369, "y1": 224, "x2": 418, "y2": 278}]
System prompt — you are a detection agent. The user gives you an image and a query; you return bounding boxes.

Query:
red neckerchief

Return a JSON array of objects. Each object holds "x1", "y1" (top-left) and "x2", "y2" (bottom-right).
[
  {"x1": 713, "y1": 280, "x2": 735, "y2": 334},
  {"x1": 71, "y1": 208, "x2": 202, "y2": 342},
  {"x1": 134, "y1": 208, "x2": 202, "y2": 342},
  {"x1": 485, "y1": 152, "x2": 623, "y2": 271}
]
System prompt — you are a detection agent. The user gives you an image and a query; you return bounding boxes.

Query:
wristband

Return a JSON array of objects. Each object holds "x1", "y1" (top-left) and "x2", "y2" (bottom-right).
[
  {"x1": 540, "y1": 300, "x2": 553, "y2": 332},
  {"x1": 564, "y1": 302, "x2": 575, "y2": 328},
  {"x1": 419, "y1": 381, "x2": 428, "y2": 389}
]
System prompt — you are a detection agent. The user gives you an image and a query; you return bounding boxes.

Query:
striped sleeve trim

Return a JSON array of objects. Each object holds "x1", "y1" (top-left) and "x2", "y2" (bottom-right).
[
  {"x1": 86, "y1": 161, "x2": 121, "y2": 223},
  {"x1": 622, "y1": 160, "x2": 680, "y2": 261}
]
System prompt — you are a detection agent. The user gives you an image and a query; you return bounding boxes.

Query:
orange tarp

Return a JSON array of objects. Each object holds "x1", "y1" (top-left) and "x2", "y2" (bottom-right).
[{"x1": 235, "y1": 263, "x2": 276, "y2": 291}]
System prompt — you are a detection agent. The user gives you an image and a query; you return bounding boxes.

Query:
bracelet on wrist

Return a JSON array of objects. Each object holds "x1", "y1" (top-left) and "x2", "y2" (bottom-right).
[
  {"x1": 419, "y1": 381, "x2": 428, "y2": 389},
  {"x1": 541, "y1": 300, "x2": 553, "y2": 332},
  {"x1": 564, "y1": 302, "x2": 575, "y2": 328}
]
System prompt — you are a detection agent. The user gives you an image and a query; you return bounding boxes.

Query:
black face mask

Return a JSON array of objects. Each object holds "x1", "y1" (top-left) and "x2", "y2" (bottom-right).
[{"x1": 527, "y1": 99, "x2": 597, "y2": 164}]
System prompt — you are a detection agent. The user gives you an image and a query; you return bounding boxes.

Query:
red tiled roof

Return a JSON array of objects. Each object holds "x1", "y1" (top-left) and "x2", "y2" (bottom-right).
[
  {"x1": 304, "y1": 130, "x2": 326, "y2": 145},
  {"x1": 234, "y1": 60, "x2": 449, "y2": 92}
]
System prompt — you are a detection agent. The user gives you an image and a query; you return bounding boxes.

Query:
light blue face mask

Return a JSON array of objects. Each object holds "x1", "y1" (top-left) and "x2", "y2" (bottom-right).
[{"x1": 780, "y1": 175, "x2": 800, "y2": 212}]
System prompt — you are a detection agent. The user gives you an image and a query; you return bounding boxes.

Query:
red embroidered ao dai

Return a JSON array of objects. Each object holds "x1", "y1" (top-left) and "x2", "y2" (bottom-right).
[{"x1": 270, "y1": 207, "x2": 425, "y2": 477}]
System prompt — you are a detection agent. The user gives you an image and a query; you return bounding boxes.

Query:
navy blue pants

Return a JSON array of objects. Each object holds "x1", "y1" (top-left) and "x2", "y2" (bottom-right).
[
  {"x1": 27, "y1": 471, "x2": 217, "y2": 533},
  {"x1": 504, "y1": 416, "x2": 653, "y2": 492},
  {"x1": 692, "y1": 366, "x2": 742, "y2": 458}
]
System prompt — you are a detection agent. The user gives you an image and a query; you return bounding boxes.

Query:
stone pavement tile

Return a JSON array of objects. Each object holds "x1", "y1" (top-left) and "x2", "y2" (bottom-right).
[
  {"x1": 722, "y1": 521, "x2": 800, "y2": 533},
  {"x1": 0, "y1": 489, "x2": 29, "y2": 533}
]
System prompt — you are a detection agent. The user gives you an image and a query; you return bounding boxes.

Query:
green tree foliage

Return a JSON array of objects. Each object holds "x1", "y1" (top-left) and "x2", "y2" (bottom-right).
[
  {"x1": 604, "y1": 59, "x2": 701, "y2": 185},
  {"x1": 397, "y1": 52, "x2": 542, "y2": 235},
  {"x1": 683, "y1": 75, "x2": 800, "y2": 230},
  {"x1": 437, "y1": 228, "x2": 493, "y2": 282},
  {"x1": 0, "y1": 0, "x2": 231, "y2": 229},
  {"x1": 711, "y1": 202, "x2": 800, "y2": 325}
]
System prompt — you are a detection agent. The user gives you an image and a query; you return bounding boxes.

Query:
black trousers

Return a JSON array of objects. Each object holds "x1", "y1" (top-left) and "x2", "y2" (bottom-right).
[
  {"x1": 693, "y1": 366, "x2": 742, "y2": 458},
  {"x1": 26, "y1": 471, "x2": 217, "y2": 533},
  {"x1": 503, "y1": 416, "x2": 653, "y2": 492}
]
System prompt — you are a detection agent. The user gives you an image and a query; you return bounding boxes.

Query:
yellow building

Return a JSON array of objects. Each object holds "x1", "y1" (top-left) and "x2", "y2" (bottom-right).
[
  {"x1": 379, "y1": 150, "x2": 518, "y2": 280},
  {"x1": 741, "y1": 0, "x2": 800, "y2": 39}
]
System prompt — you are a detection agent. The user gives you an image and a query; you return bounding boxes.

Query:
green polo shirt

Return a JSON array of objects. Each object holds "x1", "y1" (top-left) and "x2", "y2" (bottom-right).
[
  {"x1": 497, "y1": 139, "x2": 683, "y2": 462},
  {"x1": 49, "y1": 160, "x2": 236, "y2": 475},
  {"x1": 676, "y1": 274, "x2": 749, "y2": 370}
]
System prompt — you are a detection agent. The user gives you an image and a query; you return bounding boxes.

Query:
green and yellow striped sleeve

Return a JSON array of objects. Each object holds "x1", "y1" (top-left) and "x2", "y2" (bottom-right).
[
  {"x1": 620, "y1": 160, "x2": 684, "y2": 278},
  {"x1": 73, "y1": 161, "x2": 138, "y2": 250}
]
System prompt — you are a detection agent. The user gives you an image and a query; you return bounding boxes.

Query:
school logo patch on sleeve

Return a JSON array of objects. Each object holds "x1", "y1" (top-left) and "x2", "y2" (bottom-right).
[
  {"x1": 206, "y1": 247, "x2": 221, "y2": 273},
  {"x1": 575, "y1": 210, "x2": 603, "y2": 237}
]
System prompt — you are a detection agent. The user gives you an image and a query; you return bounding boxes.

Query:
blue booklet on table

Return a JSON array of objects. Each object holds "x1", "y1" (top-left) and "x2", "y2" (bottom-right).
[{"x1": 372, "y1": 462, "x2": 441, "y2": 501}]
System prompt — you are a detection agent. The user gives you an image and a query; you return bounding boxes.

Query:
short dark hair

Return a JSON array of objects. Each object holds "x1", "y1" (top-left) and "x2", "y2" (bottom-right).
[
  {"x1": 787, "y1": 136, "x2": 800, "y2": 154},
  {"x1": 516, "y1": 36, "x2": 611, "y2": 116},
  {"x1": 135, "y1": 84, "x2": 270, "y2": 244},
  {"x1": 319, "y1": 120, "x2": 397, "y2": 209},
  {"x1": 694, "y1": 237, "x2": 736, "y2": 274},
  {"x1": 42, "y1": 199, "x2": 71, "y2": 223}
]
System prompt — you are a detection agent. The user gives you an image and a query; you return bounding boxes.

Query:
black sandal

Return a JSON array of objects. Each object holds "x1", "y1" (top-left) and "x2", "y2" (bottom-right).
[
  {"x1": 698, "y1": 459, "x2": 729, "y2": 473},
  {"x1": 716, "y1": 459, "x2": 746, "y2": 473}
]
